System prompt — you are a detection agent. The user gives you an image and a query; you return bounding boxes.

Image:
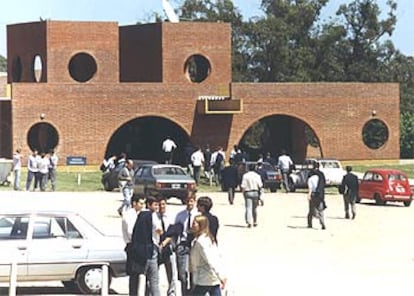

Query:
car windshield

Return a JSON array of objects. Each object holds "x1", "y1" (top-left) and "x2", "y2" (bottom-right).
[
  {"x1": 388, "y1": 174, "x2": 407, "y2": 181},
  {"x1": 321, "y1": 161, "x2": 340, "y2": 168},
  {"x1": 153, "y1": 167, "x2": 186, "y2": 176}
]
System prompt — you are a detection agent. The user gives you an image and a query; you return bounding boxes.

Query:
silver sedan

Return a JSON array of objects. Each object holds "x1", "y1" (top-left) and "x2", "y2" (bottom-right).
[{"x1": 0, "y1": 210, "x2": 126, "y2": 294}]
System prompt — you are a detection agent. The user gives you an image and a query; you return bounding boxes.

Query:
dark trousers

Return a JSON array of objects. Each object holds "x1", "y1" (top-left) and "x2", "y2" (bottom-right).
[
  {"x1": 192, "y1": 284, "x2": 222, "y2": 296},
  {"x1": 228, "y1": 187, "x2": 236, "y2": 204},
  {"x1": 307, "y1": 199, "x2": 325, "y2": 228}
]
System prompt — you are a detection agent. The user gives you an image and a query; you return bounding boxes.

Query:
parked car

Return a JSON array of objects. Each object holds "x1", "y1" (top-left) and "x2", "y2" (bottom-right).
[
  {"x1": 289, "y1": 158, "x2": 345, "y2": 191},
  {"x1": 0, "y1": 210, "x2": 126, "y2": 294},
  {"x1": 235, "y1": 161, "x2": 282, "y2": 192},
  {"x1": 133, "y1": 164, "x2": 196, "y2": 203},
  {"x1": 101, "y1": 159, "x2": 157, "y2": 191},
  {"x1": 358, "y1": 169, "x2": 413, "y2": 206}
]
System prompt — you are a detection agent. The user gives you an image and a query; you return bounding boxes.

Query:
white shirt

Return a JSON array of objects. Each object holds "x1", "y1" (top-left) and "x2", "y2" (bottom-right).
[
  {"x1": 278, "y1": 154, "x2": 293, "y2": 170},
  {"x1": 39, "y1": 157, "x2": 50, "y2": 174},
  {"x1": 152, "y1": 211, "x2": 162, "y2": 246},
  {"x1": 49, "y1": 154, "x2": 58, "y2": 169},
  {"x1": 162, "y1": 139, "x2": 177, "y2": 152},
  {"x1": 191, "y1": 150, "x2": 204, "y2": 167},
  {"x1": 121, "y1": 208, "x2": 140, "y2": 244},
  {"x1": 241, "y1": 171, "x2": 263, "y2": 192},
  {"x1": 210, "y1": 150, "x2": 225, "y2": 167},
  {"x1": 308, "y1": 174, "x2": 319, "y2": 192},
  {"x1": 28, "y1": 154, "x2": 39, "y2": 173},
  {"x1": 13, "y1": 153, "x2": 21, "y2": 170},
  {"x1": 175, "y1": 207, "x2": 198, "y2": 243}
]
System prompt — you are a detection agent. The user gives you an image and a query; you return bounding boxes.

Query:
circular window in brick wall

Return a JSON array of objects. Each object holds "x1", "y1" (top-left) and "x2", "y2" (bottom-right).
[
  {"x1": 12, "y1": 56, "x2": 22, "y2": 82},
  {"x1": 68, "y1": 52, "x2": 97, "y2": 82},
  {"x1": 184, "y1": 54, "x2": 211, "y2": 83},
  {"x1": 362, "y1": 119, "x2": 389, "y2": 149},
  {"x1": 27, "y1": 122, "x2": 59, "y2": 154}
]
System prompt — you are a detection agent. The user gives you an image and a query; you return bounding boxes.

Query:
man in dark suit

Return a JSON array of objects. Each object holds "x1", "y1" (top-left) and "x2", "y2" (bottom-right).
[
  {"x1": 341, "y1": 166, "x2": 359, "y2": 219},
  {"x1": 221, "y1": 159, "x2": 239, "y2": 205}
]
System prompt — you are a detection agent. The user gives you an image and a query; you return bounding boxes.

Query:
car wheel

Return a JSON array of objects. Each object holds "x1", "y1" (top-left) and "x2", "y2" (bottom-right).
[
  {"x1": 76, "y1": 266, "x2": 111, "y2": 295},
  {"x1": 403, "y1": 200, "x2": 412, "y2": 207},
  {"x1": 374, "y1": 194, "x2": 385, "y2": 205}
]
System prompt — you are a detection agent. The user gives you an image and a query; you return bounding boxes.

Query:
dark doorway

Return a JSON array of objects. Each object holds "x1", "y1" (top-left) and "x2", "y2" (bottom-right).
[
  {"x1": 106, "y1": 116, "x2": 191, "y2": 166},
  {"x1": 27, "y1": 122, "x2": 59, "y2": 153},
  {"x1": 238, "y1": 115, "x2": 321, "y2": 163}
]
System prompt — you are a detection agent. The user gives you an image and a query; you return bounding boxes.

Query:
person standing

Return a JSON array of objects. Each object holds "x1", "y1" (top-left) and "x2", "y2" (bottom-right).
[
  {"x1": 162, "y1": 136, "x2": 177, "y2": 164},
  {"x1": 117, "y1": 159, "x2": 135, "y2": 216},
  {"x1": 12, "y1": 149, "x2": 22, "y2": 191},
  {"x1": 221, "y1": 159, "x2": 239, "y2": 205},
  {"x1": 190, "y1": 215, "x2": 227, "y2": 296},
  {"x1": 191, "y1": 146, "x2": 204, "y2": 185},
  {"x1": 341, "y1": 166, "x2": 359, "y2": 220},
  {"x1": 122, "y1": 194, "x2": 146, "y2": 295},
  {"x1": 307, "y1": 163, "x2": 326, "y2": 230},
  {"x1": 38, "y1": 152, "x2": 50, "y2": 191},
  {"x1": 240, "y1": 164, "x2": 263, "y2": 228},
  {"x1": 174, "y1": 193, "x2": 198, "y2": 295},
  {"x1": 210, "y1": 147, "x2": 225, "y2": 186},
  {"x1": 277, "y1": 149, "x2": 293, "y2": 193},
  {"x1": 130, "y1": 196, "x2": 162, "y2": 296},
  {"x1": 48, "y1": 149, "x2": 58, "y2": 191},
  {"x1": 26, "y1": 149, "x2": 40, "y2": 191},
  {"x1": 203, "y1": 145, "x2": 212, "y2": 182},
  {"x1": 197, "y1": 196, "x2": 219, "y2": 242}
]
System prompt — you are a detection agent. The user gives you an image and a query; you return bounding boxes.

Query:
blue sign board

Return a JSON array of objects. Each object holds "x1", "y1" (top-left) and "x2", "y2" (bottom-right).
[{"x1": 66, "y1": 156, "x2": 87, "y2": 166}]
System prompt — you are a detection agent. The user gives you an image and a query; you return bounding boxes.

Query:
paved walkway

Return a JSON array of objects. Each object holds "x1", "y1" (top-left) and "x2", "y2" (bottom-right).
[{"x1": 2, "y1": 189, "x2": 414, "y2": 295}]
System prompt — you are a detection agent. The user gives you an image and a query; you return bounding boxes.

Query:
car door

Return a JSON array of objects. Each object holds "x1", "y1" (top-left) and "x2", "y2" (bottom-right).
[
  {"x1": 359, "y1": 171, "x2": 376, "y2": 199},
  {"x1": 135, "y1": 166, "x2": 153, "y2": 194},
  {"x1": 0, "y1": 215, "x2": 29, "y2": 280},
  {"x1": 26, "y1": 215, "x2": 88, "y2": 279}
]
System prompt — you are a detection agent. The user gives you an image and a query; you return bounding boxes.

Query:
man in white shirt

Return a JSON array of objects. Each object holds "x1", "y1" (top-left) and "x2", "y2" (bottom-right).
[
  {"x1": 12, "y1": 149, "x2": 22, "y2": 191},
  {"x1": 307, "y1": 163, "x2": 326, "y2": 230},
  {"x1": 26, "y1": 149, "x2": 40, "y2": 191},
  {"x1": 277, "y1": 149, "x2": 293, "y2": 193},
  {"x1": 241, "y1": 164, "x2": 263, "y2": 228},
  {"x1": 49, "y1": 149, "x2": 59, "y2": 191},
  {"x1": 162, "y1": 136, "x2": 177, "y2": 164},
  {"x1": 191, "y1": 146, "x2": 204, "y2": 185}
]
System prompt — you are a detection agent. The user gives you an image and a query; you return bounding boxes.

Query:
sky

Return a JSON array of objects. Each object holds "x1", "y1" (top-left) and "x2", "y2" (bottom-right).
[{"x1": 1, "y1": 0, "x2": 413, "y2": 58}]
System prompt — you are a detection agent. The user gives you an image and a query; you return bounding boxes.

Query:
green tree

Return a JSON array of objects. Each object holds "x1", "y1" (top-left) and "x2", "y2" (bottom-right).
[{"x1": 0, "y1": 55, "x2": 6, "y2": 72}]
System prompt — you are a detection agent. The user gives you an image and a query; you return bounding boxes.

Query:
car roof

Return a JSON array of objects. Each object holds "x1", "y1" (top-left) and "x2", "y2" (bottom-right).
[
  {"x1": 0, "y1": 210, "x2": 79, "y2": 216},
  {"x1": 365, "y1": 168, "x2": 407, "y2": 175}
]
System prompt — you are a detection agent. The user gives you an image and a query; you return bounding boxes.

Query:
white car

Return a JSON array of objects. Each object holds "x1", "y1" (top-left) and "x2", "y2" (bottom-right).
[{"x1": 0, "y1": 210, "x2": 126, "y2": 294}]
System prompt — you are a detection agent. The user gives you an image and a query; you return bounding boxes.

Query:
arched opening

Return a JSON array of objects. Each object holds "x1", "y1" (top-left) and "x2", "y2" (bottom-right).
[
  {"x1": 27, "y1": 122, "x2": 59, "y2": 154},
  {"x1": 105, "y1": 116, "x2": 191, "y2": 166},
  {"x1": 238, "y1": 115, "x2": 321, "y2": 163}
]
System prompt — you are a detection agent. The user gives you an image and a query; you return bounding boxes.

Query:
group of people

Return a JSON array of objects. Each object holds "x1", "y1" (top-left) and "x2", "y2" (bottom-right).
[
  {"x1": 122, "y1": 192, "x2": 226, "y2": 296},
  {"x1": 12, "y1": 148, "x2": 58, "y2": 192}
]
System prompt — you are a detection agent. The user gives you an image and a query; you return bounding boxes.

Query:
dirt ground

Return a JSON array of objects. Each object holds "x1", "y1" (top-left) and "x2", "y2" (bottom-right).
[{"x1": 2, "y1": 189, "x2": 414, "y2": 295}]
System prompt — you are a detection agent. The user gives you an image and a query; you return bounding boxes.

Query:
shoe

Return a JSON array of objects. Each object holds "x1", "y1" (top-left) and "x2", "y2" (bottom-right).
[
  {"x1": 117, "y1": 209, "x2": 122, "y2": 217},
  {"x1": 253, "y1": 223, "x2": 258, "y2": 227},
  {"x1": 307, "y1": 225, "x2": 312, "y2": 229},
  {"x1": 352, "y1": 213, "x2": 356, "y2": 220},
  {"x1": 345, "y1": 213, "x2": 350, "y2": 219},
  {"x1": 321, "y1": 225, "x2": 326, "y2": 230},
  {"x1": 247, "y1": 224, "x2": 252, "y2": 228}
]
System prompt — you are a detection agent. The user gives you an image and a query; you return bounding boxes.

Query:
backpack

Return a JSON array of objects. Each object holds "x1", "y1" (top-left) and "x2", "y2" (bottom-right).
[{"x1": 214, "y1": 153, "x2": 224, "y2": 169}]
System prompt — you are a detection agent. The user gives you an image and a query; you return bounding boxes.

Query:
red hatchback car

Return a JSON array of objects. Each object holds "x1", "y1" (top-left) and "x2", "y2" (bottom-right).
[{"x1": 358, "y1": 169, "x2": 413, "y2": 207}]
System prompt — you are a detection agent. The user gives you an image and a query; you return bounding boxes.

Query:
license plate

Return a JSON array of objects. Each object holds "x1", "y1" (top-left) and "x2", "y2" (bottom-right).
[{"x1": 171, "y1": 184, "x2": 181, "y2": 189}]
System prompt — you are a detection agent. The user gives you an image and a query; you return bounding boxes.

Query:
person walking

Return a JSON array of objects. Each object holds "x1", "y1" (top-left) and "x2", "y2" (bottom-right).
[
  {"x1": 277, "y1": 149, "x2": 293, "y2": 193},
  {"x1": 162, "y1": 136, "x2": 177, "y2": 164},
  {"x1": 221, "y1": 159, "x2": 239, "y2": 205},
  {"x1": 38, "y1": 152, "x2": 50, "y2": 191},
  {"x1": 203, "y1": 145, "x2": 212, "y2": 182},
  {"x1": 307, "y1": 163, "x2": 326, "y2": 230},
  {"x1": 191, "y1": 146, "x2": 204, "y2": 185},
  {"x1": 12, "y1": 149, "x2": 22, "y2": 191},
  {"x1": 190, "y1": 215, "x2": 227, "y2": 296},
  {"x1": 117, "y1": 159, "x2": 135, "y2": 216},
  {"x1": 129, "y1": 196, "x2": 162, "y2": 296},
  {"x1": 340, "y1": 166, "x2": 359, "y2": 220},
  {"x1": 174, "y1": 193, "x2": 198, "y2": 295},
  {"x1": 240, "y1": 164, "x2": 263, "y2": 228},
  {"x1": 122, "y1": 194, "x2": 146, "y2": 295},
  {"x1": 48, "y1": 149, "x2": 58, "y2": 191}
]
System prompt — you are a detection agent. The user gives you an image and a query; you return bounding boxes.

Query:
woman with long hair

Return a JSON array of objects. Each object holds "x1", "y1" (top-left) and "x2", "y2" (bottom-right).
[{"x1": 190, "y1": 215, "x2": 227, "y2": 296}]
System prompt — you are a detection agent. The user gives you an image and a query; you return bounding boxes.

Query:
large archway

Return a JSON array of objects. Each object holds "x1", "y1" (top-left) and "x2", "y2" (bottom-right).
[
  {"x1": 238, "y1": 115, "x2": 321, "y2": 163},
  {"x1": 105, "y1": 116, "x2": 191, "y2": 166}
]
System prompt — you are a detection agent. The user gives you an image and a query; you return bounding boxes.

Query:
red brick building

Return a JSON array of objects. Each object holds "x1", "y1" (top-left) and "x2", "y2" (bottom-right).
[{"x1": 0, "y1": 20, "x2": 400, "y2": 165}]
